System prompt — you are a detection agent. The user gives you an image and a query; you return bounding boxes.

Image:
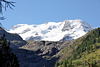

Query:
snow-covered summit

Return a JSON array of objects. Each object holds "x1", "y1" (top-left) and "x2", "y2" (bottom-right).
[{"x1": 8, "y1": 19, "x2": 93, "y2": 41}]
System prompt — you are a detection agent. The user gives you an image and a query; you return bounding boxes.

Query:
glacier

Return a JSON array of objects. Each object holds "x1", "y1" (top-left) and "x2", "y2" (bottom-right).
[{"x1": 8, "y1": 19, "x2": 93, "y2": 41}]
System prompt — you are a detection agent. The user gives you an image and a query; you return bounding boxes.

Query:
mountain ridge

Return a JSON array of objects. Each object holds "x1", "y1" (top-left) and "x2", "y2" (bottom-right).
[{"x1": 8, "y1": 19, "x2": 93, "y2": 41}]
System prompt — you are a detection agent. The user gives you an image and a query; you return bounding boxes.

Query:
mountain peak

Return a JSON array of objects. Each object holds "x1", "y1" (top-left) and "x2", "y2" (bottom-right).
[{"x1": 8, "y1": 19, "x2": 93, "y2": 41}]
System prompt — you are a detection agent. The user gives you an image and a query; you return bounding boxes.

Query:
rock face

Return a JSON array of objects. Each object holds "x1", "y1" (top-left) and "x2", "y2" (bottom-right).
[
  {"x1": 8, "y1": 19, "x2": 93, "y2": 41},
  {"x1": 17, "y1": 40, "x2": 75, "y2": 67}
]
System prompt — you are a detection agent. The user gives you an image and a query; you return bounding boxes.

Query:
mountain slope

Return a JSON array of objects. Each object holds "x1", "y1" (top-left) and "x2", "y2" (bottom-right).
[
  {"x1": 56, "y1": 28, "x2": 100, "y2": 67},
  {"x1": 0, "y1": 27, "x2": 26, "y2": 47},
  {"x1": 8, "y1": 19, "x2": 93, "y2": 41},
  {"x1": 0, "y1": 27, "x2": 22, "y2": 41}
]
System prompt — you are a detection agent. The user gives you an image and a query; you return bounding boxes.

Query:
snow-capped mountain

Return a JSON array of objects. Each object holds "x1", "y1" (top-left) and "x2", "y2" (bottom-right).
[{"x1": 8, "y1": 19, "x2": 93, "y2": 41}]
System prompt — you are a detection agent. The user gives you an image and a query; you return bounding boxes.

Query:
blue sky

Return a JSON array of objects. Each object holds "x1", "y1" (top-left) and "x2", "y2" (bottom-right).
[{"x1": 1, "y1": 0, "x2": 100, "y2": 29}]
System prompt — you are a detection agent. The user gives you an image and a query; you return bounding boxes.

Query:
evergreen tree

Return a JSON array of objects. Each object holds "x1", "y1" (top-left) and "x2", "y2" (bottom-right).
[
  {"x1": 55, "y1": 61, "x2": 58, "y2": 67},
  {"x1": 0, "y1": 34, "x2": 19, "y2": 67},
  {"x1": 67, "y1": 58, "x2": 72, "y2": 67},
  {"x1": 62, "y1": 60, "x2": 67, "y2": 67},
  {"x1": 0, "y1": 0, "x2": 15, "y2": 13},
  {"x1": 0, "y1": 0, "x2": 15, "y2": 21}
]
